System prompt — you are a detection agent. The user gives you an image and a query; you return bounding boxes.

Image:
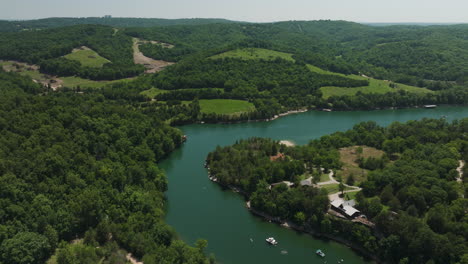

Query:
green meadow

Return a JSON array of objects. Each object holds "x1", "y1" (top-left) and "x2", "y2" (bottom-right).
[
  {"x1": 211, "y1": 48, "x2": 294, "y2": 62},
  {"x1": 64, "y1": 48, "x2": 111, "y2": 68},
  {"x1": 198, "y1": 99, "x2": 255, "y2": 115},
  {"x1": 307, "y1": 64, "x2": 432, "y2": 98}
]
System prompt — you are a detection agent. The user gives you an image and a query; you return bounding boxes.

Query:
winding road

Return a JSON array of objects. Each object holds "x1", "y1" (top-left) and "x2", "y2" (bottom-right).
[{"x1": 315, "y1": 170, "x2": 362, "y2": 201}]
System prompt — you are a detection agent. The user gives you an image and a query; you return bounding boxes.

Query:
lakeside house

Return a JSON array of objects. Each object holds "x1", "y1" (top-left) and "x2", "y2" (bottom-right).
[
  {"x1": 331, "y1": 199, "x2": 361, "y2": 219},
  {"x1": 269, "y1": 181, "x2": 294, "y2": 190}
]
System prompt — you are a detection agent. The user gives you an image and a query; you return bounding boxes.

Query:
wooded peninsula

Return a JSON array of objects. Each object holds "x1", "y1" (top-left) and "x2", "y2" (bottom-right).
[{"x1": 0, "y1": 17, "x2": 466, "y2": 264}]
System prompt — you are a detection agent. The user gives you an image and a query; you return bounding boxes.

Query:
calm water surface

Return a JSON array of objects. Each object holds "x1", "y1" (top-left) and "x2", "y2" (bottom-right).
[{"x1": 160, "y1": 107, "x2": 468, "y2": 264}]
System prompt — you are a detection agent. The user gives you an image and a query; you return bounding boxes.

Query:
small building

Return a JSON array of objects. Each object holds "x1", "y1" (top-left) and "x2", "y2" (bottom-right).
[
  {"x1": 331, "y1": 199, "x2": 361, "y2": 219},
  {"x1": 300, "y1": 178, "x2": 313, "y2": 186},
  {"x1": 269, "y1": 181, "x2": 294, "y2": 190}
]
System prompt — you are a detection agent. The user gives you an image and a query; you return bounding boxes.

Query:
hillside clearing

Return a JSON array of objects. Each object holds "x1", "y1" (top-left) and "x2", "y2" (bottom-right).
[
  {"x1": 211, "y1": 48, "x2": 294, "y2": 61},
  {"x1": 61, "y1": 76, "x2": 133, "y2": 89},
  {"x1": 64, "y1": 46, "x2": 110, "y2": 68},
  {"x1": 1, "y1": 60, "x2": 132, "y2": 89},
  {"x1": 320, "y1": 77, "x2": 432, "y2": 98},
  {"x1": 306, "y1": 64, "x2": 433, "y2": 98},
  {"x1": 140, "y1": 88, "x2": 168, "y2": 98},
  {"x1": 133, "y1": 38, "x2": 174, "y2": 73},
  {"x1": 198, "y1": 99, "x2": 255, "y2": 115}
]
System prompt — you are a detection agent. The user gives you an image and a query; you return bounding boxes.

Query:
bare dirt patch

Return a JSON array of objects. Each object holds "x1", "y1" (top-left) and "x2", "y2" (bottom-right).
[
  {"x1": 126, "y1": 253, "x2": 143, "y2": 264},
  {"x1": 1, "y1": 60, "x2": 63, "y2": 90},
  {"x1": 279, "y1": 140, "x2": 295, "y2": 147},
  {"x1": 71, "y1": 46, "x2": 91, "y2": 53},
  {"x1": 133, "y1": 38, "x2": 175, "y2": 74},
  {"x1": 140, "y1": 39, "x2": 175, "y2": 49}
]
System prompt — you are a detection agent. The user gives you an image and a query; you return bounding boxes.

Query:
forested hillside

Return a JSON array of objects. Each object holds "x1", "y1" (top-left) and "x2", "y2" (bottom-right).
[
  {"x1": 0, "y1": 17, "x2": 237, "y2": 32},
  {"x1": 0, "y1": 70, "x2": 212, "y2": 264},
  {"x1": 0, "y1": 19, "x2": 467, "y2": 124},
  {"x1": 0, "y1": 17, "x2": 467, "y2": 264},
  {"x1": 127, "y1": 20, "x2": 468, "y2": 84},
  {"x1": 206, "y1": 119, "x2": 468, "y2": 264},
  {"x1": 0, "y1": 25, "x2": 144, "y2": 80}
]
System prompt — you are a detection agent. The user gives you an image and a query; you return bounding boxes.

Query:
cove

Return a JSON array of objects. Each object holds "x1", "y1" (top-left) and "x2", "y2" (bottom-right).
[{"x1": 159, "y1": 106, "x2": 468, "y2": 264}]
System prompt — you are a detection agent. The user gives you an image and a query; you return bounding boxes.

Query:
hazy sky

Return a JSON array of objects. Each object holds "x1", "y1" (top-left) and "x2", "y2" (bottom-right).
[{"x1": 2, "y1": 0, "x2": 467, "y2": 23}]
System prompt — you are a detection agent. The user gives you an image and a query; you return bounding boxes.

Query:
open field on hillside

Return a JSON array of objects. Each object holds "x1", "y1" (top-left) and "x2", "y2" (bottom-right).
[
  {"x1": 140, "y1": 88, "x2": 168, "y2": 98},
  {"x1": 211, "y1": 48, "x2": 294, "y2": 61},
  {"x1": 320, "y1": 79, "x2": 432, "y2": 98},
  {"x1": 60, "y1": 76, "x2": 133, "y2": 89},
  {"x1": 64, "y1": 46, "x2": 110, "y2": 68},
  {"x1": 198, "y1": 99, "x2": 255, "y2": 115},
  {"x1": 140, "y1": 88, "x2": 225, "y2": 99},
  {"x1": 307, "y1": 64, "x2": 433, "y2": 98},
  {"x1": 1, "y1": 60, "x2": 132, "y2": 89}
]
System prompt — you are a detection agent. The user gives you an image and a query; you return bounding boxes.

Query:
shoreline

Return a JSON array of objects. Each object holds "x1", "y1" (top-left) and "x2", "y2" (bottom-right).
[
  {"x1": 195, "y1": 104, "x2": 466, "y2": 126},
  {"x1": 245, "y1": 200, "x2": 380, "y2": 263},
  {"x1": 206, "y1": 167, "x2": 380, "y2": 263},
  {"x1": 279, "y1": 140, "x2": 296, "y2": 147}
]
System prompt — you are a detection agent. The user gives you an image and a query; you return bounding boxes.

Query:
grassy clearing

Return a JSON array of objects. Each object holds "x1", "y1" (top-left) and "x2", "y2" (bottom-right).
[
  {"x1": 61, "y1": 76, "x2": 132, "y2": 89},
  {"x1": 320, "y1": 173, "x2": 330, "y2": 182},
  {"x1": 64, "y1": 47, "x2": 110, "y2": 68},
  {"x1": 321, "y1": 183, "x2": 352, "y2": 193},
  {"x1": 336, "y1": 146, "x2": 385, "y2": 184},
  {"x1": 2, "y1": 61, "x2": 51, "y2": 82},
  {"x1": 198, "y1": 99, "x2": 255, "y2": 115},
  {"x1": 2, "y1": 60, "x2": 131, "y2": 89},
  {"x1": 306, "y1": 64, "x2": 432, "y2": 98},
  {"x1": 307, "y1": 64, "x2": 350, "y2": 77},
  {"x1": 140, "y1": 88, "x2": 168, "y2": 98},
  {"x1": 343, "y1": 191, "x2": 358, "y2": 201},
  {"x1": 141, "y1": 88, "x2": 225, "y2": 99},
  {"x1": 320, "y1": 76, "x2": 432, "y2": 99},
  {"x1": 211, "y1": 48, "x2": 294, "y2": 62}
]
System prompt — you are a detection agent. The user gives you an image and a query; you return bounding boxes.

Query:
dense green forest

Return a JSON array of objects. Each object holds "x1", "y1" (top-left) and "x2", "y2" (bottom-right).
[
  {"x1": 0, "y1": 20, "x2": 467, "y2": 120},
  {"x1": 0, "y1": 70, "x2": 212, "y2": 264},
  {"x1": 0, "y1": 17, "x2": 237, "y2": 32},
  {"x1": 206, "y1": 119, "x2": 468, "y2": 264},
  {"x1": 126, "y1": 20, "x2": 468, "y2": 84},
  {"x1": 0, "y1": 17, "x2": 467, "y2": 264},
  {"x1": 0, "y1": 25, "x2": 144, "y2": 80},
  {"x1": 2, "y1": 19, "x2": 468, "y2": 85}
]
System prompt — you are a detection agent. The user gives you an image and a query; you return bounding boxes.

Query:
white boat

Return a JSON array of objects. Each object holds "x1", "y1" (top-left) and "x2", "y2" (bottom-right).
[
  {"x1": 316, "y1": 249, "x2": 325, "y2": 257},
  {"x1": 265, "y1": 237, "x2": 278, "y2": 245}
]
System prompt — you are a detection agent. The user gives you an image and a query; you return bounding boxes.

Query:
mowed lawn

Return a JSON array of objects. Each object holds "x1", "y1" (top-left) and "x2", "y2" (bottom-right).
[
  {"x1": 211, "y1": 48, "x2": 294, "y2": 62},
  {"x1": 64, "y1": 48, "x2": 110, "y2": 68},
  {"x1": 199, "y1": 99, "x2": 255, "y2": 115},
  {"x1": 321, "y1": 183, "x2": 352, "y2": 193}
]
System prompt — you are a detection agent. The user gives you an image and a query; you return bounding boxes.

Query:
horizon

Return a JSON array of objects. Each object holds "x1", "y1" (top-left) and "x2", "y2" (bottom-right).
[
  {"x1": 3, "y1": 0, "x2": 468, "y2": 24},
  {"x1": 2, "y1": 16, "x2": 467, "y2": 26}
]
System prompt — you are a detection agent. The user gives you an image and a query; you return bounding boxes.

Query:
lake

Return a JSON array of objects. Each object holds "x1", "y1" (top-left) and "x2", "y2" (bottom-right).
[{"x1": 160, "y1": 106, "x2": 468, "y2": 264}]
